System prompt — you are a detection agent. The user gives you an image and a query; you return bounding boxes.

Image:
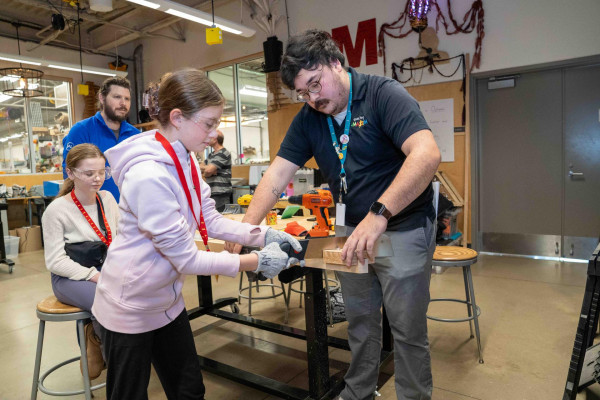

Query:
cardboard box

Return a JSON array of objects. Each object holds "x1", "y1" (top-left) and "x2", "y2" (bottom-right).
[{"x1": 16, "y1": 225, "x2": 43, "y2": 253}]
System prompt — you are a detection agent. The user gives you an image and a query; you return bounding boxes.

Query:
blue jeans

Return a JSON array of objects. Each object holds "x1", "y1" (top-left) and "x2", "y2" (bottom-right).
[{"x1": 337, "y1": 217, "x2": 435, "y2": 400}]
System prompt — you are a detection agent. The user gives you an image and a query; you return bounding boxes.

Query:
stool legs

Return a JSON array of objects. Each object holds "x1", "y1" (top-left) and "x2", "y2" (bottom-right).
[
  {"x1": 462, "y1": 267, "x2": 474, "y2": 338},
  {"x1": 77, "y1": 318, "x2": 93, "y2": 399},
  {"x1": 30, "y1": 320, "x2": 45, "y2": 400},
  {"x1": 466, "y1": 265, "x2": 484, "y2": 364},
  {"x1": 31, "y1": 318, "x2": 96, "y2": 400}
]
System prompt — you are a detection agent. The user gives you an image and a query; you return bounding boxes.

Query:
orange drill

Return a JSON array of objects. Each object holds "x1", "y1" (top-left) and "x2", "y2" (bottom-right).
[{"x1": 288, "y1": 189, "x2": 333, "y2": 237}]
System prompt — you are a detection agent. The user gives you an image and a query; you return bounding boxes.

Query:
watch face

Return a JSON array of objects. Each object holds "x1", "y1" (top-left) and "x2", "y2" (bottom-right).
[{"x1": 370, "y1": 202, "x2": 385, "y2": 215}]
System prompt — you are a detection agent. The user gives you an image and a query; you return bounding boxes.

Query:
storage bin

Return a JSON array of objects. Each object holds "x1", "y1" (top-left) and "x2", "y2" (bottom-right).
[
  {"x1": 43, "y1": 180, "x2": 63, "y2": 197},
  {"x1": 4, "y1": 236, "x2": 19, "y2": 258}
]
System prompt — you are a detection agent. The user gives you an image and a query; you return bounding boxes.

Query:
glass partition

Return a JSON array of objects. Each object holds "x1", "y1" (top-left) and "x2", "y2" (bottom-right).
[
  {"x1": 207, "y1": 57, "x2": 269, "y2": 164},
  {"x1": 0, "y1": 77, "x2": 73, "y2": 173}
]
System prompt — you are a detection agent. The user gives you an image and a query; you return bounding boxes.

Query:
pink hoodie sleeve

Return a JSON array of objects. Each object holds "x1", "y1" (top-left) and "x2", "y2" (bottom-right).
[
  {"x1": 121, "y1": 162, "x2": 241, "y2": 277},
  {"x1": 198, "y1": 177, "x2": 268, "y2": 247}
]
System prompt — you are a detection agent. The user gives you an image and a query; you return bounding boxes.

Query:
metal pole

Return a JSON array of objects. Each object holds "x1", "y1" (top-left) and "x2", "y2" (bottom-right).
[
  {"x1": 233, "y1": 64, "x2": 242, "y2": 163},
  {"x1": 25, "y1": 97, "x2": 36, "y2": 172}
]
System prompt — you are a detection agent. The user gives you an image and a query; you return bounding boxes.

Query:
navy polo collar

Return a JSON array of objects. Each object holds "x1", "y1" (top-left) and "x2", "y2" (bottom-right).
[{"x1": 347, "y1": 67, "x2": 367, "y2": 102}]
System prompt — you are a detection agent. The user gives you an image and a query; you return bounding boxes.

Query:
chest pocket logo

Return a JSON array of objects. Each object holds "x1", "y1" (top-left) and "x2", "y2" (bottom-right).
[{"x1": 351, "y1": 116, "x2": 368, "y2": 128}]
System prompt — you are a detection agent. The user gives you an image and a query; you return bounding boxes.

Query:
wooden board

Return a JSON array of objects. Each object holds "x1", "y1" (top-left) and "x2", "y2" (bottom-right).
[{"x1": 0, "y1": 173, "x2": 63, "y2": 188}]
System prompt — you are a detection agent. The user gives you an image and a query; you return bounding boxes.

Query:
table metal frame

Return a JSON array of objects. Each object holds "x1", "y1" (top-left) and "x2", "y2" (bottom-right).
[{"x1": 187, "y1": 268, "x2": 394, "y2": 400}]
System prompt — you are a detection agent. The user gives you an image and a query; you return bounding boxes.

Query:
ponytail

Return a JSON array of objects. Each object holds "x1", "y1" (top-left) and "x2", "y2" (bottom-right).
[{"x1": 57, "y1": 178, "x2": 75, "y2": 198}]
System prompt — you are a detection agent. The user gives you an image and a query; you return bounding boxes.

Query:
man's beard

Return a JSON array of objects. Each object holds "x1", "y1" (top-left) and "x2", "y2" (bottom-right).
[{"x1": 104, "y1": 105, "x2": 129, "y2": 123}]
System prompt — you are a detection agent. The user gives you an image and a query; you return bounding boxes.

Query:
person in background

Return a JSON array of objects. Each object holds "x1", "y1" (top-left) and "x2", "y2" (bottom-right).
[
  {"x1": 226, "y1": 30, "x2": 441, "y2": 400},
  {"x1": 200, "y1": 129, "x2": 232, "y2": 212},
  {"x1": 42, "y1": 143, "x2": 119, "y2": 380},
  {"x1": 92, "y1": 68, "x2": 301, "y2": 399},
  {"x1": 62, "y1": 76, "x2": 140, "y2": 201}
]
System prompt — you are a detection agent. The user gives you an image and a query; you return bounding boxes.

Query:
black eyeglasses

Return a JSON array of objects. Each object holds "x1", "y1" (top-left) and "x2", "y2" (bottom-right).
[{"x1": 296, "y1": 68, "x2": 323, "y2": 102}]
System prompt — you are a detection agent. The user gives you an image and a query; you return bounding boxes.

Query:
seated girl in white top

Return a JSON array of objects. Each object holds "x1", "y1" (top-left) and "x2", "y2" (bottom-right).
[{"x1": 42, "y1": 143, "x2": 118, "y2": 380}]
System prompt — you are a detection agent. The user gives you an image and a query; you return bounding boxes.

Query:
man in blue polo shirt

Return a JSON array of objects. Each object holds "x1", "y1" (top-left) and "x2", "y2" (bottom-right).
[
  {"x1": 229, "y1": 30, "x2": 441, "y2": 399},
  {"x1": 62, "y1": 77, "x2": 140, "y2": 201}
]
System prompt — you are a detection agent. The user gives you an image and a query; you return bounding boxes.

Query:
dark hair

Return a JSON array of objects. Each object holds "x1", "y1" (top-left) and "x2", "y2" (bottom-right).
[
  {"x1": 58, "y1": 144, "x2": 106, "y2": 197},
  {"x1": 280, "y1": 29, "x2": 346, "y2": 90},
  {"x1": 216, "y1": 130, "x2": 224, "y2": 145},
  {"x1": 98, "y1": 76, "x2": 131, "y2": 110},
  {"x1": 146, "y1": 68, "x2": 225, "y2": 127}
]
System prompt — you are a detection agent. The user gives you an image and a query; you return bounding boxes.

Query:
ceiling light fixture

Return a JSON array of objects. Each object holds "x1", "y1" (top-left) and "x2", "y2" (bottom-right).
[
  {"x1": 126, "y1": 0, "x2": 256, "y2": 37},
  {"x1": 0, "y1": 52, "x2": 127, "y2": 78},
  {"x1": 0, "y1": 23, "x2": 43, "y2": 98},
  {"x1": 239, "y1": 85, "x2": 267, "y2": 98}
]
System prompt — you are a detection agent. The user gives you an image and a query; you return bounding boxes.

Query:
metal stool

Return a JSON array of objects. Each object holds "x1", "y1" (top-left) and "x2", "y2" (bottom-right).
[
  {"x1": 238, "y1": 271, "x2": 289, "y2": 318},
  {"x1": 427, "y1": 246, "x2": 484, "y2": 363},
  {"x1": 287, "y1": 271, "x2": 340, "y2": 326},
  {"x1": 31, "y1": 295, "x2": 105, "y2": 399}
]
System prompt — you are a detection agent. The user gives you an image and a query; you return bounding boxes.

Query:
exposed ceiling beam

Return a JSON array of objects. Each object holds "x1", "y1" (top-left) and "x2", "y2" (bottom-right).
[
  {"x1": 11, "y1": 0, "x2": 178, "y2": 42},
  {"x1": 95, "y1": 0, "x2": 232, "y2": 52}
]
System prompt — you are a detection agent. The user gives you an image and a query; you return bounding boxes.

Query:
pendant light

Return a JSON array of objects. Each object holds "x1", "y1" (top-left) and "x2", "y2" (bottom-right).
[
  {"x1": 76, "y1": 2, "x2": 89, "y2": 95},
  {"x1": 0, "y1": 23, "x2": 44, "y2": 98}
]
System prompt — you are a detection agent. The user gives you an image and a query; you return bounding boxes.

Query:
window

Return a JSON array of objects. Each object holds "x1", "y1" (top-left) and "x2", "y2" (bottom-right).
[
  {"x1": 207, "y1": 58, "x2": 269, "y2": 164},
  {"x1": 0, "y1": 77, "x2": 73, "y2": 174}
]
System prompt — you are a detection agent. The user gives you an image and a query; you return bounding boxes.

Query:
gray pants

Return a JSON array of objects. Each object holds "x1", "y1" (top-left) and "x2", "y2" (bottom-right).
[
  {"x1": 212, "y1": 193, "x2": 231, "y2": 212},
  {"x1": 337, "y1": 217, "x2": 435, "y2": 400},
  {"x1": 51, "y1": 273, "x2": 102, "y2": 337}
]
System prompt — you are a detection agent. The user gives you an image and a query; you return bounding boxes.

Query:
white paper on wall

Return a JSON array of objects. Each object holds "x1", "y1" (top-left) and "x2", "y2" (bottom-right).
[{"x1": 418, "y1": 99, "x2": 454, "y2": 162}]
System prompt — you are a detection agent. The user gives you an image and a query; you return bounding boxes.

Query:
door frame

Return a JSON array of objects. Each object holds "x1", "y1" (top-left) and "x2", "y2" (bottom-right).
[{"x1": 469, "y1": 54, "x2": 600, "y2": 253}]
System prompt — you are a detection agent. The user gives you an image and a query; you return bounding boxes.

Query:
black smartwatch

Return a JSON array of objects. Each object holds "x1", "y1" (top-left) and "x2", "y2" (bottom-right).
[{"x1": 370, "y1": 201, "x2": 392, "y2": 220}]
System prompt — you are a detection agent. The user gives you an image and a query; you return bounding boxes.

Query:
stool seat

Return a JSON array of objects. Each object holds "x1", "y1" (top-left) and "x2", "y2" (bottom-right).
[
  {"x1": 433, "y1": 246, "x2": 478, "y2": 262},
  {"x1": 37, "y1": 295, "x2": 82, "y2": 314}
]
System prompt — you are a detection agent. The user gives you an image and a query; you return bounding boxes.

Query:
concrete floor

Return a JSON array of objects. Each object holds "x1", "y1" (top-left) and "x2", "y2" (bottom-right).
[{"x1": 3, "y1": 250, "x2": 600, "y2": 399}]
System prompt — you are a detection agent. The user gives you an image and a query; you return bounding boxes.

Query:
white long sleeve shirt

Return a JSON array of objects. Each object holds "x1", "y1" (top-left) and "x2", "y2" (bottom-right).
[{"x1": 41, "y1": 190, "x2": 119, "y2": 280}]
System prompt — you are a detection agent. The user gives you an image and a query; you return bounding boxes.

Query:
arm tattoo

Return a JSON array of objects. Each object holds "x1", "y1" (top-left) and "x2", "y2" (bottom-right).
[{"x1": 270, "y1": 186, "x2": 281, "y2": 200}]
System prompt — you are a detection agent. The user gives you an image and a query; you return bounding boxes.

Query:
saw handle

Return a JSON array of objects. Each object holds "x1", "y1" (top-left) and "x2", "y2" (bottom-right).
[{"x1": 242, "y1": 242, "x2": 304, "y2": 281}]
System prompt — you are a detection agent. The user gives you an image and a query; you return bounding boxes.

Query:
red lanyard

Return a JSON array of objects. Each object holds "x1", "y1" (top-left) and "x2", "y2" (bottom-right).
[
  {"x1": 71, "y1": 191, "x2": 112, "y2": 247},
  {"x1": 155, "y1": 132, "x2": 210, "y2": 251}
]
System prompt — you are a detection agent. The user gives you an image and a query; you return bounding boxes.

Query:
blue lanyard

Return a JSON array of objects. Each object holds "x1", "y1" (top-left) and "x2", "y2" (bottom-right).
[{"x1": 327, "y1": 71, "x2": 352, "y2": 203}]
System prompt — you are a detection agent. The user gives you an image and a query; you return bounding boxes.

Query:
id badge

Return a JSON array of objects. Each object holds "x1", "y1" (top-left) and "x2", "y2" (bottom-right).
[{"x1": 335, "y1": 202, "x2": 346, "y2": 227}]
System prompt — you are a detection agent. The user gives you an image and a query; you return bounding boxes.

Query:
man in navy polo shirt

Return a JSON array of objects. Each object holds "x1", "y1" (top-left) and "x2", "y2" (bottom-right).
[
  {"x1": 230, "y1": 30, "x2": 441, "y2": 399},
  {"x1": 62, "y1": 77, "x2": 140, "y2": 201}
]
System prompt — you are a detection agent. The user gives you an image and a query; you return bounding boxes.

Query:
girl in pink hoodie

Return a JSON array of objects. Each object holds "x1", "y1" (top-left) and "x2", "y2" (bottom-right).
[{"x1": 92, "y1": 68, "x2": 301, "y2": 399}]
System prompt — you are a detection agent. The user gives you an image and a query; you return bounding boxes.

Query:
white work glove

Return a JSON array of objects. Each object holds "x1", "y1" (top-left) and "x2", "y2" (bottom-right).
[
  {"x1": 264, "y1": 228, "x2": 303, "y2": 252},
  {"x1": 252, "y1": 242, "x2": 300, "y2": 279}
]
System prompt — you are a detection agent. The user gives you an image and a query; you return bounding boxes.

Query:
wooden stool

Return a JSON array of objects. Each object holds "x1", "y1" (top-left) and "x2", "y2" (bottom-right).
[
  {"x1": 31, "y1": 295, "x2": 105, "y2": 400},
  {"x1": 427, "y1": 246, "x2": 484, "y2": 363}
]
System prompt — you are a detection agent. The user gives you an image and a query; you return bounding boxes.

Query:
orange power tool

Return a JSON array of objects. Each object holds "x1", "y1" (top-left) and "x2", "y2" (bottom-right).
[{"x1": 287, "y1": 189, "x2": 333, "y2": 237}]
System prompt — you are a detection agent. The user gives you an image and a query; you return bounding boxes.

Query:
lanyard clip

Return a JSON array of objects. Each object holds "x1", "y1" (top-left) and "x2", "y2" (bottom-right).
[{"x1": 340, "y1": 175, "x2": 347, "y2": 199}]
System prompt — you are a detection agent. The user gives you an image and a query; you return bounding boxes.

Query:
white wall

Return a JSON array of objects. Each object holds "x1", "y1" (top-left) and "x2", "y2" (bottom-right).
[{"x1": 286, "y1": 0, "x2": 600, "y2": 84}]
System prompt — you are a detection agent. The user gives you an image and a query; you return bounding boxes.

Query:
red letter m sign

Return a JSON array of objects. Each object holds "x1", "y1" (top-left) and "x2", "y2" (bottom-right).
[{"x1": 331, "y1": 18, "x2": 378, "y2": 68}]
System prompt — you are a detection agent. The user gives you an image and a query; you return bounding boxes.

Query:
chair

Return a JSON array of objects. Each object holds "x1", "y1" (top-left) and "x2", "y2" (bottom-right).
[
  {"x1": 238, "y1": 272, "x2": 289, "y2": 320},
  {"x1": 31, "y1": 295, "x2": 105, "y2": 400},
  {"x1": 427, "y1": 246, "x2": 484, "y2": 363}
]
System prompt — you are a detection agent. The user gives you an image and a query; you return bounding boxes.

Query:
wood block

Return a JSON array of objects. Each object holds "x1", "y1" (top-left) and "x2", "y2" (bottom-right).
[
  {"x1": 322, "y1": 248, "x2": 369, "y2": 274},
  {"x1": 323, "y1": 248, "x2": 355, "y2": 265}
]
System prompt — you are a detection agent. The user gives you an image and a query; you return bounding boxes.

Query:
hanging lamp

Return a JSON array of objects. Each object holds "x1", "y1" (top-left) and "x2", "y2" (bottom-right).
[
  {"x1": 76, "y1": 2, "x2": 90, "y2": 95},
  {"x1": 0, "y1": 23, "x2": 44, "y2": 98}
]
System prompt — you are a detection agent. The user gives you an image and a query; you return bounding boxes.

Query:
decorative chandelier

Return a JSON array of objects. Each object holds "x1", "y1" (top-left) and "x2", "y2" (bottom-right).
[
  {"x1": 0, "y1": 23, "x2": 44, "y2": 98},
  {"x1": 409, "y1": 0, "x2": 430, "y2": 32}
]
